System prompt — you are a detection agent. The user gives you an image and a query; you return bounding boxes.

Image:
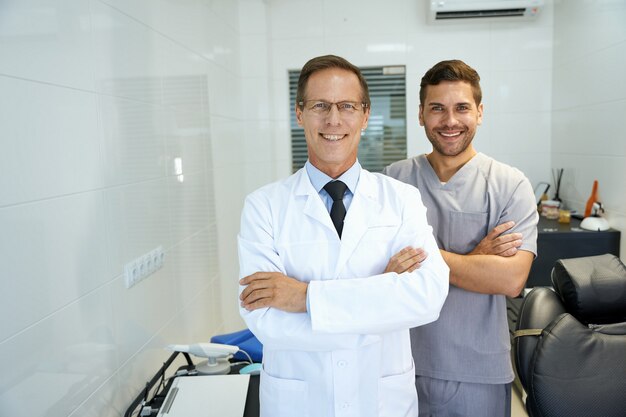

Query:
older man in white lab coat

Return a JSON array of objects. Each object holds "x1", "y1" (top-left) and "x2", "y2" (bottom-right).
[{"x1": 238, "y1": 55, "x2": 449, "y2": 417}]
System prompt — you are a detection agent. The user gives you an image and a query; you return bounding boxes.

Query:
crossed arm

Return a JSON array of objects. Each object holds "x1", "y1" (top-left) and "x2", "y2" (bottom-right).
[
  {"x1": 240, "y1": 271, "x2": 308, "y2": 312},
  {"x1": 389, "y1": 220, "x2": 532, "y2": 298},
  {"x1": 238, "y1": 241, "x2": 431, "y2": 313},
  {"x1": 240, "y1": 221, "x2": 530, "y2": 312}
]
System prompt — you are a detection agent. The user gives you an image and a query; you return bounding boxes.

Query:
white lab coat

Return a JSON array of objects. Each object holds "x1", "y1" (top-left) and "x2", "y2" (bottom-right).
[{"x1": 238, "y1": 167, "x2": 449, "y2": 417}]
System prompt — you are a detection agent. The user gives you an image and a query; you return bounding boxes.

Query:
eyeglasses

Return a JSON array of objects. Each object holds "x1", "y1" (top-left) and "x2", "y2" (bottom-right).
[{"x1": 299, "y1": 100, "x2": 368, "y2": 116}]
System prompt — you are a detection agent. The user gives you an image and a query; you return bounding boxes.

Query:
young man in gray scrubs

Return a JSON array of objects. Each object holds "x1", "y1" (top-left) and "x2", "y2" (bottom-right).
[{"x1": 383, "y1": 60, "x2": 538, "y2": 417}]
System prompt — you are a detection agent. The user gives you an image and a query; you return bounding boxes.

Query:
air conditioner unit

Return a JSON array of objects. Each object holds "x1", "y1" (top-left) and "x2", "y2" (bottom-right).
[{"x1": 429, "y1": 0, "x2": 544, "y2": 22}]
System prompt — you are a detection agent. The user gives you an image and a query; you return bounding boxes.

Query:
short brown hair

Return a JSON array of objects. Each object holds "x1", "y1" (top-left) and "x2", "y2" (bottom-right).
[
  {"x1": 296, "y1": 55, "x2": 371, "y2": 109},
  {"x1": 419, "y1": 60, "x2": 482, "y2": 106}
]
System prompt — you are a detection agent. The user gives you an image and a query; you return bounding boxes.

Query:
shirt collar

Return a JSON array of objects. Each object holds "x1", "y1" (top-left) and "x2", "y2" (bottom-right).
[{"x1": 305, "y1": 160, "x2": 361, "y2": 194}]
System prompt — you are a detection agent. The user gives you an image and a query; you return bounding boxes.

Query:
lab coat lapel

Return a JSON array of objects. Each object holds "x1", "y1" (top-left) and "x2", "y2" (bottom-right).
[
  {"x1": 295, "y1": 168, "x2": 338, "y2": 235},
  {"x1": 334, "y1": 171, "x2": 382, "y2": 276}
]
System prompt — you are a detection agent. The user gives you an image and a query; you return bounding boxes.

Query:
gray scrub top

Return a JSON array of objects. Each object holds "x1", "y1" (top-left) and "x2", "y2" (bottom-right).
[{"x1": 383, "y1": 152, "x2": 538, "y2": 384}]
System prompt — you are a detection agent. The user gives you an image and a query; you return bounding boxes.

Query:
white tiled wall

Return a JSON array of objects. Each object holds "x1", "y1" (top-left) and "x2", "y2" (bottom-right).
[
  {"x1": 0, "y1": 0, "x2": 241, "y2": 416},
  {"x1": 552, "y1": 0, "x2": 626, "y2": 259}
]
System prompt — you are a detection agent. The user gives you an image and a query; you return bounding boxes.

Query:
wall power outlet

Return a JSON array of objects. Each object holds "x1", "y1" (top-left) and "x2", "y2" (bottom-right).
[{"x1": 123, "y1": 246, "x2": 165, "y2": 289}]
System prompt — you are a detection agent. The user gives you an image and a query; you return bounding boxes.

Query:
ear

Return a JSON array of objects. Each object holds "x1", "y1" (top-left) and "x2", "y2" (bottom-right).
[
  {"x1": 477, "y1": 103, "x2": 484, "y2": 126},
  {"x1": 296, "y1": 104, "x2": 304, "y2": 127},
  {"x1": 361, "y1": 107, "x2": 370, "y2": 130},
  {"x1": 418, "y1": 105, "x2": 425, "y2": 127}
]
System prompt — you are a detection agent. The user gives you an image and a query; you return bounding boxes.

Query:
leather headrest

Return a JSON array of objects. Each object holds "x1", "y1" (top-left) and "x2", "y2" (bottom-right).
[{"x1": 551, "y1": 254, "x2": 626, "y2": 324}]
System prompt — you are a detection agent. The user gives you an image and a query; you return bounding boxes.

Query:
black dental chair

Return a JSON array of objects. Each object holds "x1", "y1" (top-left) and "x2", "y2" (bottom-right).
[{"x1": 513, "y1": 254, "x2": 626, "y2": 417}]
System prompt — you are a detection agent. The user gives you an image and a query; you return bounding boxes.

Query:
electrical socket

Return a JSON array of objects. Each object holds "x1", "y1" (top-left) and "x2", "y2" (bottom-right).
[{"x1": 123, "y1": 246, "x2": 165, "y2": 289}]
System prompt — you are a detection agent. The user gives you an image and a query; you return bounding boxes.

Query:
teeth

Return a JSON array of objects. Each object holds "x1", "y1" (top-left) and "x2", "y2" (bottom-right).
[
  {"x1": 440, "y1": 131, "x2": 461, "y2": 137},
  {"x1": 322, "y1": 134, "x2": 343, "y2": 141}
]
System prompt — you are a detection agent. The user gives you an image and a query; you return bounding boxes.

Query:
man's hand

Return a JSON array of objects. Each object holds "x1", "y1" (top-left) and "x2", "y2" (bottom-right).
[
  {"x1": 239, "y1": 272, "x2": 308, "y2": 313},
  {"x1": 469, "y1": 221, "x2": 522, "y2": 257},
  {"x1": 384, "y1": 246, "x2": 428, "y2": 274}
]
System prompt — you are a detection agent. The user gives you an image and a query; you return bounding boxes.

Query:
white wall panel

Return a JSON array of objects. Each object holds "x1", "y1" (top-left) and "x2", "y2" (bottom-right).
[
  {"x1": 269, "y1": 37, "x2": 326, "y2": 77},
  {"x1": 102, "y1": 179, "x2": 171, "y2": 279},
  {"x1": 203, "y1": 9, "x2": 240, "y2": 72},
  {"x1": 266, "y1": 0, "x2": 324, "y2": 40},
  {"x1": 553, "y1": 100, "x2": 626, "y2": 157},
  {"x1": 553, "y1": 154, "x2": 626, "y2": 213},
  {"x1": 323, "y1": 34, "x2": 409, "y2": 67},
  {"x1": 0, "y1": 192, "x2": 108, "y2": 340},
  {"x1": 207, "y1": 63, "x2": 243, "y2": 119},
  {"x1": 157, "y1": 0, "x2": 213, "y2": 57},
  {"x1": 0, "y1": 0, "x2": 95, "y2": 90},
  {"x1": 0, "y1": 77, "x2": 102, "y2": 206},
  {"x1": 553, "y1": 0, "x2": 626, "y2": 66},
  {"x1": 98, "y1": 95, "x2": 167, "y2": 187},
  {"x1": 239, "y1": 0, "x2": 267, "y2": 36},
  {"x1": 91, "y1": 1, "x2": 165, "y2": 103},
  {"x1": 489, "y1": 111, "x2": 551, "y2": 186},
  {"x1": 268, "y1": 117, "x2": 293, "y2": 179},
  {"x1": 210, "y1": 114, "x2": 246, "y2": 331},
  {"x1": 110, "y1": 256, "x2": 176, "y2": 365},
  {"x1": 553, "y1": 42, "x2": 626, "y2": 111},
  {"x1": 241, "y1": 77, "x2": 272, "y2": 121},
  {"x1": 168, "y1": 230, "x2": 218, "y2": 307},
  {"x1": 0, "y1": 287, "x2": 116, "y2": 417},
  {"x1": 490, "y1": 24, "x2": 553, "y2": 71},
  {"x1": 240, "y1": 35, "x2": 270, "y2": 78},
  {"x1": 405, "y1": 25, "x2": 492, "y2": 72},
  {"x1": 167, "y1": 172, "x2": 211, "y2": 244},
  {"x1": 0, "y1": 0, "x2": 231, "y2": 415},
  {"x1": 162, "y1": 71, "x2": 211, "y2": 177},
  {"x1": 552, "y1": 0, "x2": 626, "y2": 248},
  {"x1": 207, "y1": 0, "x2": 240, "y2": 30},
  {"x1": 65, "y1": 374, "x2": 120, "y2": 417},
  {"x1": 490, "y1": 69, "x2": 552, "y2": 113},
  {"x1": 96, "y1": 0, "x2": 160, "y2": 28},
  {"x1": 322, "y1": 0, "x2": 410, "y2": 37}
]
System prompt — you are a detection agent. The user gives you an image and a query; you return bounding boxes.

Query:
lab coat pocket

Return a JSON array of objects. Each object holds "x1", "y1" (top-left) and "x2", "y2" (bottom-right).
[
  {"x1": 448, "y1": 211, "x2": 488, "y2": 254},
  {"x1": 378, "y1": 366, "x2": 418, "y2": 417},
  {"x1": 355, "y1": 220, "x2": 401, "y2": 274},
  {"x1": 260, "y1": 369, "x2": 309, "y2": 417}
]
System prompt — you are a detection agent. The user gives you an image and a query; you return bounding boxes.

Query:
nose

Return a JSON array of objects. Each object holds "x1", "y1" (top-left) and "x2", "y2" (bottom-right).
[
  {"x1": 325, "y1": 104, "x2": 342, "y2": 125},
  {"x1": 441, "y1": 109, "x2": 458, "y2": 126}
]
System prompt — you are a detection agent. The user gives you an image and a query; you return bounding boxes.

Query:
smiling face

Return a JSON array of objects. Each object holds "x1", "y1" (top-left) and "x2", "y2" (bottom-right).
[
  {"x1": 419, "y1": 80, "x2": 483, "y2": 161},
  {"x1": 296, "y1": 67, "x2": 370, "y2": 178}
]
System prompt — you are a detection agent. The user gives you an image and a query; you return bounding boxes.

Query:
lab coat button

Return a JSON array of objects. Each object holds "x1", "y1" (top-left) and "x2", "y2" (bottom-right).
[{"x1": 337, "y1": 360, "x2": 347, "y2": 367}]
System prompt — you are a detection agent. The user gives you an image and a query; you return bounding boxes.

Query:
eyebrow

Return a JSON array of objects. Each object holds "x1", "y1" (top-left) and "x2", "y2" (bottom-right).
[
  {"x1": 307, "y1": 98, "x2": 361, "y2": 103},
  {"x1": 427, "y1": 102, "x2": 472, "y2": 107}
]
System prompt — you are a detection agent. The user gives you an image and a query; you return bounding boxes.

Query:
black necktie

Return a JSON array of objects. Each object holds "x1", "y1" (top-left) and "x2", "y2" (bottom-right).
[{"x1": 323, "y1": 180, "x2": 348, "y2": 238}]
